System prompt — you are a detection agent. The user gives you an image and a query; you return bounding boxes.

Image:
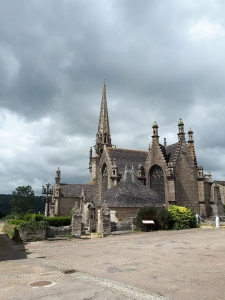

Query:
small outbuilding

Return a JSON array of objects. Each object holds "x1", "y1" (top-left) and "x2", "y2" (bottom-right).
[{"x1": 97, "y1": 166, "x2": 164, "y2": 232}]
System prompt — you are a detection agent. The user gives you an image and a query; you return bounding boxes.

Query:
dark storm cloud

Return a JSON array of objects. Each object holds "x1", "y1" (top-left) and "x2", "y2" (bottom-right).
[{"x1": 0, "y1": 0, "x2": 225, "y2": 194}]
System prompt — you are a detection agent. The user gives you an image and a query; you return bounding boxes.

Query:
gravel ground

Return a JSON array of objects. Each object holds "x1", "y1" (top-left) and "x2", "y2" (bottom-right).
[{"x1": 0, "y1": 226, "x2": 224, "y2": 300}]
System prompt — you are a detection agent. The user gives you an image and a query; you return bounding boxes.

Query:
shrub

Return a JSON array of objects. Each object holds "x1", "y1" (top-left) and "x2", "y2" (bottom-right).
[
  {"x1": 168, "y1": 205, "x2": 197, "y2": 230},
  {"x1": 3, "y1": 224, "x2": 15, "y2": 238},
  {"x1": 157, "y1": 208, "x2": 173, "y2": 230},
  {"x1": 44, "y1": 216, "x2": 71, "y2": 227},
  {"x1": 8, "y1": 219, "x2": 25, "y2": 225},
  {"x1": 136, "y1": 206, "x2": 159, "y2": 231},
  {"x1": 24, "y1": 214, "x2": 44, "y2": 221},
  {"x1": 1, "y1": 214, "x2": 22, "y2": 220},
  {"x1": 19, "y1": 220, "x2": 49, "y2": 230}
]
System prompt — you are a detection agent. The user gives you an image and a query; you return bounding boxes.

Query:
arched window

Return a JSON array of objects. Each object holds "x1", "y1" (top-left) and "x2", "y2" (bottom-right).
[
  {"x1": 150, "y1": 165, "x2": 165, "y2": 202},
  {"x1": 102, "y1": 164, "x2": 108, "y2": 194}
]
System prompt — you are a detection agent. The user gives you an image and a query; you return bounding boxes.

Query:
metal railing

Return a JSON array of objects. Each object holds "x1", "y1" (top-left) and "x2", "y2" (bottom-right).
[{"x1": 195, "y1": 214, "x2": 225, "y2": 228}]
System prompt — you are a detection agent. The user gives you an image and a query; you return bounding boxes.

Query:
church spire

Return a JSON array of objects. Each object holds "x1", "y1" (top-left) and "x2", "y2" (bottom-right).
[{"x1": 95, "y1": 81, "x2": 112, "y2": 156}]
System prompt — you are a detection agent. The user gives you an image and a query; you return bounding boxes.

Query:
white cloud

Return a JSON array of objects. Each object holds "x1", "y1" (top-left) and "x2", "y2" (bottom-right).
[
  {"x1": 188, "y1": 19, "x2": 225, "y2": 40},
  {"x1": 0, "y1": 0, "x2": 225, "y2": 195}
]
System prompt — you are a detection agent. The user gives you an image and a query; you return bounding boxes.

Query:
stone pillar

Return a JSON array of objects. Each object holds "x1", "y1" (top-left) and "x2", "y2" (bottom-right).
[
  {"x1": 166, "y1": 163, "x2": 176, "y2": 208},
  {"x1": 101, "y1": 201, "x2": 111, "y2": 237},
  {"x1": 214, "y1": 184, "x2": 225, "y2": 216},
  {"x1": 198, "y1": 180, "x2": 206, "y2": 216},
  {"x1": 130, "y1": 217, "x2": 137, "y2": 231},
  {"x1": 71, "y1": 202, "x2": 83, "y2": 238}
]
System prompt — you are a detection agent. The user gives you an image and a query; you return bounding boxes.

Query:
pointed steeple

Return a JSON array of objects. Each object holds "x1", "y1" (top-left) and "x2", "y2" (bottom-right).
[
  {"x1": 177, "y1": 118, "x2": 185, "y2": 141},
  {"x1": 152, "y1": 121, "x2": 159, "y2": 143},
  {"x1": 95, "y1": 81, "x2": 112, "y2": 156}
]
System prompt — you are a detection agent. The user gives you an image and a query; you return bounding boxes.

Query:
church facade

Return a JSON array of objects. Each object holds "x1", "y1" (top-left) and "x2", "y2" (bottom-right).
[{"x1": 50, "y1": 83, "x2": 214, "y2": 231}]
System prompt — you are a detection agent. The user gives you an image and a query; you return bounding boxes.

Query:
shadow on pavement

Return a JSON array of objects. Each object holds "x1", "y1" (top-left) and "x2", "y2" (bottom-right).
[{"x1": 0, "y1": 233, "x2": 27, "y2": 261}]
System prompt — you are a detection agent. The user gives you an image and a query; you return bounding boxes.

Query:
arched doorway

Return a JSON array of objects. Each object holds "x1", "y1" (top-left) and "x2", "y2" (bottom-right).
[{"x1": 149, "y1": 165, "x2": 165, "y2": 202}]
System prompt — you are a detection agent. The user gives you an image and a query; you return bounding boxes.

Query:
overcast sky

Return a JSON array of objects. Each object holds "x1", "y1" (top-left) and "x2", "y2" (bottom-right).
[{"x1": 0, "y1": 0, "x2": 225, "y2": 195}]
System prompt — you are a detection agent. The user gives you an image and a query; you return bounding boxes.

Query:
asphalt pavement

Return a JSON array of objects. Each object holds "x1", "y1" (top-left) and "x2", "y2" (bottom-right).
[{"x1": 0, "y1": 223, "x2": 224, "y2": 300}]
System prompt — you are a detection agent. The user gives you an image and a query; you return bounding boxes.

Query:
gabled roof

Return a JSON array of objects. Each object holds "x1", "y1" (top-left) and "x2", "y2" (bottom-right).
[
  {"x1": 215, "y1": 181, "x2": 225, "y2": 186},
  {"x1": 107, "y1": 148, "x2": 148, "y2": 173},
  {"x1": 60, "y1": 184, "x2": 94, "y2": 200},
  {"x1": 165, "y1": 142, "x2": 179, "y2": 163},
  {"x1": 100, "y1": 168, "x2": 164, "y2": 207}
]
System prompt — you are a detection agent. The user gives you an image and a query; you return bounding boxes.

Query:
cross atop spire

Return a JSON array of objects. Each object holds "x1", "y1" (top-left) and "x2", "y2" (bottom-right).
[{"x1": 95, "y1": 81, "x2": 112, "y2": 155}]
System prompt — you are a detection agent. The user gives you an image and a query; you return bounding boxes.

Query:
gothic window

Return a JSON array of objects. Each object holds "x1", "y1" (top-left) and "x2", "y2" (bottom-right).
[
  {"x1": 150, "y1": 165, "x2": 165, "y2": 202},
  {"x1": 102, "y1": 164, "x2": 108, "y2": 194}
]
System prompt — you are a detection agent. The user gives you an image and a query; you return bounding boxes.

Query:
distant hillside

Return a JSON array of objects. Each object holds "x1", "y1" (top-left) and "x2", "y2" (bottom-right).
[{"x1": 0, "y1": 194, "x2": 45, "y2": 217}]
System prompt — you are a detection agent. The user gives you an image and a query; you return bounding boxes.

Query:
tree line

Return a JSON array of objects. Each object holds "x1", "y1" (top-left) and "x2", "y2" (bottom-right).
[{"x1": 0, "y1": 186, "x2": 45, "y2": 218}]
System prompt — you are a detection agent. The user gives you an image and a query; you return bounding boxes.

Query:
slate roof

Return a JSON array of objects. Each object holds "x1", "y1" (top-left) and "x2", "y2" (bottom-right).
[
  {"x1": 165, "y1": 143, "x2": 179, "y2": 163},
  {"x1": 60, "y1": 184, "x2": 94, "y2": 200},
  {"x1": 107, "y1": 144, "x2": 180, "y2": 169},
  {"x1": 100, "y1": 168, "x2": 164, "y2": 208},
  {"x1": 107, "y1": 148, "x2": 148, "y2": 173},
  {"x1": 215, "y1": 181, "x2": 225, "y2": 186}
]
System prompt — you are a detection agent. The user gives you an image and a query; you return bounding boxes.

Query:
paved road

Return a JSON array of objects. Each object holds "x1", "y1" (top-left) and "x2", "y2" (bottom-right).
[{"x1": 0, "y1": 227, "x2": 225, "y2": 300}]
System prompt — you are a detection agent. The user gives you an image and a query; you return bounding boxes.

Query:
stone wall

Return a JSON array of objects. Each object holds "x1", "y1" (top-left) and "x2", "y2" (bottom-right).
[
  {"x1": 174, "y1": 142, "x2": 199, "y2": 213},
  {"x1": 204, "y1": 181, "x2": 212, "y2": 217},
  {"x1": 47, "y1": 226, "x2": 71, "y2": 237},
  {"x1": 59, "y1": 197, "x2": 80, "y2": 216},
  {"x1": 101, "y1": 204, "x2": 111, "y2": 236},
  {"x1": 111, "y1": 221, "x2": 131, "y2": 231},
  {"x1": 20, "y1": 229, "x2": 46, "y2": 242},
  {"x1": 71, "y1": 205, "x2": 83, "y2": 238},
  {"x1": 110, "y1": 207, "x2": 139, "y2": 222},
  {"x1": 145, "y1": 140, "x2": 169, "y2": 207},
  {"x1": 211, "y1": 182, "x2": 225, "y2": 205}
]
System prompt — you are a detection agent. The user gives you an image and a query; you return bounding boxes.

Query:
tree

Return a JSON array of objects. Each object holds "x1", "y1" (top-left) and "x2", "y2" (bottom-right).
[
  {"x1": 10, "y1": 186, "x2": 35, "y2": 217},
  {"x1": 136, "y1": 206, "x2": 159, "y2": 231}
]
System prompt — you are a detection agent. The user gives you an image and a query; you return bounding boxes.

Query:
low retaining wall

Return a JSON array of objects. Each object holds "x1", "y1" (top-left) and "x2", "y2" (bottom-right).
[
  {"x1": 111, "y1": 221, "x2": 131, "y2": 232},
  {"x1": 47, "y1": 226, "x2": 71, "y2": 237},
  {"x1": 20, "y1": 229, "x2": 46, "y2": 242},
  {"x1": 19, "y1": 226, "x2": 71, "y2": 241}
]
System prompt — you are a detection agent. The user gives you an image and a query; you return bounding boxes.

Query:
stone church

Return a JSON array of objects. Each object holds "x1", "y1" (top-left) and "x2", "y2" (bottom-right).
[{"x1": 50, "y1": 83, "x2": 215, "y2": 232}]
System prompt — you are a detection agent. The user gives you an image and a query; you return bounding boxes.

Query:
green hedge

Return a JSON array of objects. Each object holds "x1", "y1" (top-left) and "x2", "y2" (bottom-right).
[
  {"x1": 24, "y1": 214, "x2": 44, "y2": 221},
  {"x1": 19, "y1": 220, "x2": 49, "y2": 230},
  {"x1": 44, "y1": 216, "x2": 71, "y2": 227},
  {"x1": 8, "y1": 219, "x2": 25, "y2": 225}
]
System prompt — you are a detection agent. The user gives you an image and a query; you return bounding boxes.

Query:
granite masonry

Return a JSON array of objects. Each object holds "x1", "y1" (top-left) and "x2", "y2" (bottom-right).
[{"x1": 48, "y1": 83, "x2": 223, "y2": 235}]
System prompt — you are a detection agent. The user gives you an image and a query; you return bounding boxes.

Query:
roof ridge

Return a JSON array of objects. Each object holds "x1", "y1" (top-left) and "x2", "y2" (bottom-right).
[
  {"x1": 107, "y1": 147, "x2": 148, "y2": 154},
  {"x1": 165, "y1": 142, "x2": 179, "y2": 148}
]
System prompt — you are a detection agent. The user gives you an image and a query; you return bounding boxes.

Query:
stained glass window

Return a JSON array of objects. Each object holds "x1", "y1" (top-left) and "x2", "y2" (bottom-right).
[{"x1": 150, "y1": 165, "x2": 165, "y2": 202}]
